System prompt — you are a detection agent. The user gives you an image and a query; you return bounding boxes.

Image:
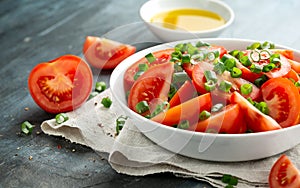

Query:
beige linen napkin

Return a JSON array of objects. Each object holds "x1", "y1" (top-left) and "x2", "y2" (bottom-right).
[{"x1": 41, "y1": 89, "x2": 300, "y2": 188}]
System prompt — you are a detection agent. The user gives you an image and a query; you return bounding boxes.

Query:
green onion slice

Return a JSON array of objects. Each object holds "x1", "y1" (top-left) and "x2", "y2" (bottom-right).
[
  {"x1": 145, "y1": 53, "x2": 156, "y2": 63},
  {"x1": 211, "y1": 103, "x2": 224, "y2": 113},
  {"x1": 219, "y1": 80, "x2": 232, "y2": 92},
  {"x1": 250, "y1": 50, "x2": 261, "y2": 62},
  {"x1": 21, "y1": 121, "x2": 34, "y2": 135},
  {"x1": 55, "y1": 113, "x2": 69, "y2": 124},
  {"x1": 95, "y1": 81, "x2": 107, "y2": 93},
  {"x1": 224, "y1": 58, "x2": 236, "y2": 71},
  {"x1": 213, "y1": 61, "x2": 226, "y2": 75},
  {"x1": 204, "y1": 80, "x2": 216, "y2": 92},
  {"x1": 178, "y1": 120, "x2": 190, "y2": 129},
  {"x1": 230, "y1": 67, "x2": 242, "y2": 78},
  {"x1": 138, "y1": 63, "x2": 149, "y2": 72},
  {"x1": 135, "y1": 100, "x2": 150, "y2": 114},
  {"x1": 239, "y1": 55, "x2": 252, "y2": 67},
  {"x1": 199, "y1": 110, "x2": 211, "y2": 121},
  {"x1": 195, "y1": 41, "x2": 210, "y2": 48},
  {"x1": 181, "y1": 54, "x2": 191, "y2": 64},
  {"x1": 250, "y1": 63, "x2": 262, "y2": 74},
  {"x1": 204, "y1": 70, "x2": 218, "y2": 83},
  {"x1": 101, "y1": 97, "x2": 112, "y2": 108},
  {"x1": 116, "y1": 115, "x2": 128, "y2": 135},
  {"x1": 240, "y1": 83, "x2": 253, "y2": 95}
]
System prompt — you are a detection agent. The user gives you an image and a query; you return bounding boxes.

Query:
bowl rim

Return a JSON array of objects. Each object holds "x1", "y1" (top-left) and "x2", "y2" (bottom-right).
[
  {"x1": 110, "y1": 38, "x2": 300, "y2": 140},
  {"x1": 139, "y1": 0, "x2": 235, "y2": 35}
]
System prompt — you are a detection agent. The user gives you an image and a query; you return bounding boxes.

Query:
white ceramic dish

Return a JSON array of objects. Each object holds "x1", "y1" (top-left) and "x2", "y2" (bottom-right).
[
  {"x1": 139, "y1": 0, "x2": 234, "y2": 42},
  {"x1": 110, "y1": 38, "x2": 300, "y2": 162}
]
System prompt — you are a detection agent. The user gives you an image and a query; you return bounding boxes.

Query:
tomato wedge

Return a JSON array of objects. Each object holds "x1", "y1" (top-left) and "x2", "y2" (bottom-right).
[
  {"x1": 124, "y1": 49, "x2": 174, "y2": 92},
  {"x1": 193, "y1": 104, "x2": 247, "y2": 134},
  {"x1": 83, "y1": 36, "x2": 136, "y2": 69},
  {"x1": 169, "y1": 80, "x2": 197, "y2": 108},
  {"x1": 287, "y1": 59, "x2": 300, "y2": 73},
  {"x1": 271, "y1": 49, "x2": 294, "y2": 60},
  {"x1": 261, "y1": 78, "x2": 300, "y2": 128},
  {"x1": 128, "y1": 62, "x2": 174, "y2": 114},
  {"x1": 230, "y1": 91, "x2": 282, "y2": 132},
  {"x1": 191, "y1": 62, "x2": 214, "y2": 94},
  {"x1": 151, "y1": 93, "x2": 212, "y2": 126},
  {"x1": 28, "y1": 55, "x2": 93, "y2": 113},
  {"x1": 283, "y1": 69, "x2": 300, "y2": 82},
  {"x1": 269, "y1": 155, "x2": 300, "y2": 188}
]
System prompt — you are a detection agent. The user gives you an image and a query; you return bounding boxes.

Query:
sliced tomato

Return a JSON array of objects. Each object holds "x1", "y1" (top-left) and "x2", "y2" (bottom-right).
[
  {"x1": 283, "y1": 69, "x2": 300, "y2": 82},
  {"x1": 287, "y1": 59, "x2": 300, "y2": 73},
  {"x1": 124, "y1": 49, "x2": 174, "y2": 92},
  {"x1": 28, "y1": 55, "x2": 93, "y2": 113},
  {"x1": 83, "y1": 36, "x2": 136, "y2": 69},
  {"x1": 191, "y1": 62, "x2": 214, "y2": 94},
  {"x1": 230, "y1": 91, "x2": 282, "y2": 132},
  {"x1": 261, "y1": 78, "x2": 300, "y2": 128},
  {"x1": 128, "y1": 62, "x2": 174, "y2": 114},
  {"x1": 192, "y1": 104, "x2": 247, "y2": 134},
  {"x1": 151, "y1": 93, "x2": 212, "y2": 126},
  {"x1": 169, "y1": 80, "x2": 197, "y2": 108},
  {"x1": 269, "y1": 155, "x2": 300, "y2": 188}
]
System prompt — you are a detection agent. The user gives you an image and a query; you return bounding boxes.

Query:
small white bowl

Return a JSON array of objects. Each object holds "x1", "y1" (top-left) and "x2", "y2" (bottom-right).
[
  {"x1": 110, "y1": 38, "x2": 300, "y2": 162},
  {"x1": 139, "y1": 0, "x2": 234, "y2": 42}
]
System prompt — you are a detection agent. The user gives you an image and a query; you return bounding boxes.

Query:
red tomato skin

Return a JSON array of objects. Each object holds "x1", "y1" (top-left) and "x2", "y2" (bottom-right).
[
  {"x1": 269, "y1": 155, "x2": 300, "y2": 188},
  {"x1": 230, "y1": 91, "x2": 282, "y2": 132},
  {"x1": 169, "y1": 80, "x2": 197, "y2": 108},
  {"x1": 192, "y1": 104, "x2": 247, "y2": 134},
  {"x1": 83, "y1": 36, "x2": 136, "y2": 69},
  {"x1": 123, "y1": 49, "x2": 174, "y2": 92},
  {"x1": 151, "y1": 93, "x2": 212, "y2": 127},
  {"x1": 28, "y1": 55, "x2": 93, "y2": 114},
  {"x1": 261, "y1": 78, "x2": 300, "y2": 128},
  {"x1": 128, "y1": 62, "x2": 174, "y2": 113}
]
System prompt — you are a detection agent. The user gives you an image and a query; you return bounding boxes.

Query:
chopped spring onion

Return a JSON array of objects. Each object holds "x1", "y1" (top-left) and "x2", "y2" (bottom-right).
[
  {"x1": 178, "y1": 120, "x2": 190, "y2": 129},
  {"x1": 256, "y1": 102, "x2": 269, "y2": 115},
  {"x1": 101, "y1": 96, "x2": 112, "y2": 108},
  {"x1": 145, "y1": 53, "x2": 156, "y2": 63},
  {"x1": 224, "y1": 58, "x2": 236, "y2": 71},
  {"x1": 173, "y1": 72, "x2": 190, "y2": 84},
  {"x1": 219, "y1": 80, "x2": 232, "y2": 92},
  {"x1": 135, "y1": 100, "x2": 149, "y2": 114},
  {"x1": 262, "y1": 63, "x2": 276, "y2": 72},
  {"x1": 259, "y1": 49, "x2": 271, "y2": 60},
  {"x1": 116, "y1": 115, "x2": 128, "y2": 135},
  {"x1": 133, "y1": 71, "x2": 143, "y2": 81},
  {"x1": 204, "y1": 70, "x2": 218, "y2": 83},
  {"x1": 171, "y1": 51, "x2": 182, "y2": 62},
  {"x1": 295, "y1": 82, "x2": 300, "y2": 87},
  {"x1": 247, "y1": 41, "x2": 275, "y2": 50},
  {"x1": 250, "y1": 63, "x2": 262, "y2": 74},
  {"x1": 254, "y1": 75, "x2": 268, "y2": 87},
  {"x1": 168, "y1": 85, "x2": 177, "y2": 99},
  {"x1": 229, "y1": 50, "x2": 240, "y2": 57},
  {"x1": 95, "y1": 81, "x2": 107, "y2": 92},
  {"x1": 222, "y1": 174, "x2": 238, "y2": 186},
  {"x1": 181, "y1": 54, "x2": 191, "y2": 63},
  {"x1": 240, "y1": 83, "x2": 253, "y2": 95},
  {"x1": 270, "y1": 53, "x2": 281, "y2": 64},
  {"x1": 207, "y1": 51, "x2": 219, "y2": 61},
  {"x1": 151, "y1": 101, "x2": 170, "y2": 117},
  {"x1": 138, "y1": 63, "x2": 149, "y2": 72},
  {"x1": 230, "y1": 67, "x2": 242, "y2": 78},
  {"x1": 239, "y1": 55, "x2": 252, "y2": 66},
  {"x1": 261, "y1": 41, "x2": 275, "y2": 49},
  {"x1": 89, "y1": 91, "x2": 99, "y2": 100},
  {"x1": 55, "y1": 113, "x2": 69, "y2": 124},
  {"x1": 195, "y1": 41, "x2": 210, "y2": 48},
  {"x1": 187, "y1": 43, "x2": 199, "y2": 55},
  {"x1": 175, "y1": 43, "x2": 187, "y2": 53},
  {"x1": 21, "y1": 121, "x2": 34, "y2": 135},
  {"x1": 247, "y1": 42, "x2": 261, "y2": 50},
  {"x1": 213, "y1": 61, "x2": 226, "y2": 75},
  {"x1": 211, "y1": 103, "x2": 224, "y2": 113},
  {"x1": 249, "y1": 50, "x2": 261, "y2": 62},
  {"x1": 199, "y1": 110, "x2": 211, "y2": 120},
  {"x1": 204, "y1": 80, "x2": 216, "y2": 92}
]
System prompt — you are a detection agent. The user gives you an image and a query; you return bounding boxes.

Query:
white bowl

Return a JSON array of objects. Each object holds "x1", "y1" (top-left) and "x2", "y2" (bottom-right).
[
  {"x1": 139, "y1": 0, "x2": 234, "y2": 42},
  {"x1": 110, "y1": 38, "x2": 300, "y2": 162}
]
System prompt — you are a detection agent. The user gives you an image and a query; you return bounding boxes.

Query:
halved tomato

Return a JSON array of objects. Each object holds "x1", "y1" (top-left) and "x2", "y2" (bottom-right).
[
  {"x1": 230, "y1": 91, "x2": 282, "y2": 132},
  {"x1": 83, "y1": 36, "x2": 136, "y2": 69},
  {"x1": 151, "y1": 93, "x2": 212, "y2": 126},
  {"x1": 28, "y1": 55, "x2": 93, "y2": 113},
  {"x1": 269, "y1": 155, "x2": 300, "y2": 188},
  {"x1": 124, "y1": 49, "x2": 174, "y2": 92},
  {"x1": 128, "y1": 62, "x2": 174, "y2": 114},
  {"x1": 192, "y1": 104, "x2": 247, "y2": 134},
  {"x1": 261, "y1": 78, "x2": 300, "y2": 128}
]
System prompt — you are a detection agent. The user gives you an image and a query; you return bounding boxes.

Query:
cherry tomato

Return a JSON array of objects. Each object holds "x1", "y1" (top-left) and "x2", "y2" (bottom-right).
[
  {"x1": 261, "y1": 78, "x2": 300, "y2": 128},
  {"x1": 230, "y1": 91, "x2": 282, "y2": 132},
  {"x1": 83, "y1": 36, "x2": 136, "y2": 69},
  {"x1": 151, "y1": 93, "x2": 212, "y2": 126},
  {"x1": 124, "y1": 49, "x2": 174, "y2": 92},
  {"x1": 192, "y1": 104, "x2": 247, "y2": 134},
  {"x1": 169, "y1": 80, "x2": 197, "y2": 108},
  {"x1": 269, "y1": 155, "x2": 300, "y2": 188},
  {"x1": 28, "y1": 55, "x2": 93, "y2": 113},
  {"x1": 128, "y1": 62, "x2": 174, "y2": 114}
]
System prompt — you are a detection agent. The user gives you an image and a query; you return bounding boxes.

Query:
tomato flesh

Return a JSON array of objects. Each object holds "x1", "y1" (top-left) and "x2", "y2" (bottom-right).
[
  {"x1": 128, "y1": 62, "x2": 174, "y2": 114},
  {"x1": 261, "y1": 78, "x2": 300, "y2": 128},
  {"x1": 192, "y1": 104, "x2": 247, "y2": 134},
  {"x1": 83, "y1": 36, "x2": 136, "y2": 69},
  {"x1": 269, "y1": 155, "x2": 300, "y2": 188},
  {"x1": 124, "y1": 49, "x2": 174, "y2": 92},
  {"x1": 28, "y1": 55, "x2": 93, "y2": 113},
  {"x1": 169, "y1": 80, "x2": 197, "y2": 108}
]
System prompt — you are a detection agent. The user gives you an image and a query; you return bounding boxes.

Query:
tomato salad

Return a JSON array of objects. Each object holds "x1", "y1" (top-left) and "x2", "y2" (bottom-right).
[{"x1": 124, "y1": 41, "x2": 300, "y2": 134}]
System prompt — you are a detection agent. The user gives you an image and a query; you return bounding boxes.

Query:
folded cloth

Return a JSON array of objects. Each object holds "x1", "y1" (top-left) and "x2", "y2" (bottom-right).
[{"x1": 41, "y1": 89, "x2": 300, "y2": 188}]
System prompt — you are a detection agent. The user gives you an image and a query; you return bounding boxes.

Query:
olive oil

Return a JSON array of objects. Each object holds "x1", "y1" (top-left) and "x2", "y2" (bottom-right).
[{"x1": 150, "y1": 9, "x2": 225, "y2": 31}]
